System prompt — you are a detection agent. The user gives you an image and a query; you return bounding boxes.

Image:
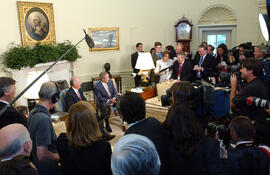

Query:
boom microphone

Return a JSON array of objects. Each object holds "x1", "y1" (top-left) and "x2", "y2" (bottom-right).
[
  {"x1": 83, "y1": 29, "x2": 95, "y2": 48},
  {"x1": 0, "y1": 30, "x2": 95, "y2": 117}
]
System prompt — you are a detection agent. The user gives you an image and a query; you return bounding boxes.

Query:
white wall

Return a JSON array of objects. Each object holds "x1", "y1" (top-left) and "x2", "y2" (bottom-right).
[{"x1": 0, "y1": 0, "x2": 265, "y2": 78}]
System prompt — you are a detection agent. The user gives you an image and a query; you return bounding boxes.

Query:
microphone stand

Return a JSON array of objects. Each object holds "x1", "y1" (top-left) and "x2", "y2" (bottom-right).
[{"x1": 0, "y1": 35, "x2": 87, "y2": 117}]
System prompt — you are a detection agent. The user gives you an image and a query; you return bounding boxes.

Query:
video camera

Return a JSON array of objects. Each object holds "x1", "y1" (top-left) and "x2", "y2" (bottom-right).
[
  {"x1": 206, "y1": 122, "x2": 231, "y2": 148},
  {"x1": 216, "y1": 65, "x2": 241, "y2": 87},
  {"x1": 228, "y1": 42, "x2": 254, "y2": 59}
]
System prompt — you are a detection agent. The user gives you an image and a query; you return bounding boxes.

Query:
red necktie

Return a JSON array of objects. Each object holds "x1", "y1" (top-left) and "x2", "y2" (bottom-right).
[
  {"x1": 77, "y1": 91, "x2": 82, "y2": 100},
  {"x1": 177, "y1": 63, "x2": 183, "y2": 80}
]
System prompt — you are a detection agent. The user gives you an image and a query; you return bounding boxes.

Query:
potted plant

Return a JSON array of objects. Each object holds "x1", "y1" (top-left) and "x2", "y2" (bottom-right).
[{"x1": 2, "y1": 41, "x2": 80, "y2": 70}]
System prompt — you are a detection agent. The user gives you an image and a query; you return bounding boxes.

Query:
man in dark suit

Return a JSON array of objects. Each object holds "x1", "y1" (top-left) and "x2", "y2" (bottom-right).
[
  {"x1": 161, "y1": 52, "x2": 193, "y2": 106},
  {"x1": 0, "y1": 77, "x2": 26, "y2": 129},
  {"x1": 131, "y1": 43, "x2": 143, "y2": 86},
  {"x1": 120, "y1": 92, "x2": 171, "y2": 175},
  {"x1": 172, "y1": 51, "x2": 193, "y2": 81},
  {"x1": 193, "y1": 44, "x2": 217, "y2": 82},
  {"x1": 228, "y1": 116, "x2": 269, "y2": 175},
  {"x1": 95, "y1": 72, "x2": 118, "y2": 133},
  {"x1": 67, "y1": 77, "x2": 115, "y2": 141},
  {"x1": 65, "y1": 77, "x2": 86, "y2": 112}
]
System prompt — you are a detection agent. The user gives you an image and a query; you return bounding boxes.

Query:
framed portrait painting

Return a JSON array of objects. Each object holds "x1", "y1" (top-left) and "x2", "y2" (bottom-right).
[
  {"x1": 17, "y1": 1, "x2": 56, "y2": 47},
  {"x1": 89, "y1": 28, "x2": 119, "y2": 51}
]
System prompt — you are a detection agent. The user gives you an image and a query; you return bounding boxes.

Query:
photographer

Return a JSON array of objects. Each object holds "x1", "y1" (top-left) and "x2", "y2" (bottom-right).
[
  {"x1": 228, "y1": 116, "x2": 269, "y2": 175},
  {"x1": 230, "y1": 58, "x2": 269, "y2": 121}
]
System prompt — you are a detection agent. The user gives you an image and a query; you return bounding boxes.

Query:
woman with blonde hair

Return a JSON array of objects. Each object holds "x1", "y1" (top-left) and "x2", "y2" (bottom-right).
[{"x1": 57, "y1": 101, "x2": 112, "y2": 175}]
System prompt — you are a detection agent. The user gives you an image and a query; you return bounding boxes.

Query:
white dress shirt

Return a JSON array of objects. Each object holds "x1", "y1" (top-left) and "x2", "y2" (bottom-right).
[{"x1": 155, "y1": 59, "x2": 174, "y2": 83}]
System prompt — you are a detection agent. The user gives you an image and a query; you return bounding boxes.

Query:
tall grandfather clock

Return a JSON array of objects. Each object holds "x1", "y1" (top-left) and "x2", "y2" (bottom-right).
[{"x1": 175, "y1": 16, "x2": 193, "y2": 52}]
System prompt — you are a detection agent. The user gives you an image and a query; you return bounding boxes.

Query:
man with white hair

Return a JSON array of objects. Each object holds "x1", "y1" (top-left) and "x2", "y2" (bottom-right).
[
  {"x1": 66, "y1": 76, "x2": 86, "y2": 111},
  {"x1": 0, "y1": 124, "x2": 32, "y2": 161},
  {"x1": 111, "y1": 134, "x2": 160, "y2": 175},
  {"x1": 254, "y1": 45, "x2": 267, "y2": 59}
]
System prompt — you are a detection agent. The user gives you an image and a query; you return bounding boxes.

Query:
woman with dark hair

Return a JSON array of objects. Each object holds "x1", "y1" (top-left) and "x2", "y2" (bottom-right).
[
  {"x1": 155, "y1": 51, "x2": 174, "y2": 83},
  {"x1": 165, "y1": 45, "x2": 177, "y2": 60},
  {"x1": 57, "y1": 101, "x2": 112, "y2": 175},
  {"x1": 216, "y1": 43, "x2": 230, "y2": 69},
  {"x1": 170, "y1": 81, "x2": 197, "y2": 109},
  {"x1": 163, "y1": 105, "x2": 228, "y2": 175}
]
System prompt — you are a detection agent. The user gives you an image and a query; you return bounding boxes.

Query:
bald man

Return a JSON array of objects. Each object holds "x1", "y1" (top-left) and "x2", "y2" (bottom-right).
[
  {"x1": 65, "y1": 77, "x2": 86, "y2": 111},
  {"x1": 0, "y1": 124, "x2": 32, "y2": 161}
]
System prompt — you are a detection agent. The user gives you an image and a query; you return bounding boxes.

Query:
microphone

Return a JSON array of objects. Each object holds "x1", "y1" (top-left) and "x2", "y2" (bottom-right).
[
  {"x1": 233, "y1": 96, "x2": 270, "y2": 109},
  {"x1": 0, "y1": 30, "x2": 95, "y2": 117},
  {"x1": 83, "y1": 29, "x2": 95, "y2": 48}
]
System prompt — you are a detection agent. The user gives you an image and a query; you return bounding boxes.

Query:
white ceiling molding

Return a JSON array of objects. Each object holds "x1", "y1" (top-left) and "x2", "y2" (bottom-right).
[{"x1": 199, "y1": 4, "x2": 237, "y2": 25}]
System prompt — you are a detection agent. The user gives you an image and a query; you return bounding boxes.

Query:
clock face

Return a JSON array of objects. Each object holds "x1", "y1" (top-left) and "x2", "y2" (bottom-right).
[{"x1": 177, "y1": 22, "x2": 191, "y2": 40}]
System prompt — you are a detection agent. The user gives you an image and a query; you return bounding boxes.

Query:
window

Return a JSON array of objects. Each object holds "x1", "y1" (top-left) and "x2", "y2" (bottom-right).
[{"x1": 198, "y1": 25, "x2": 236, "y2": 54}]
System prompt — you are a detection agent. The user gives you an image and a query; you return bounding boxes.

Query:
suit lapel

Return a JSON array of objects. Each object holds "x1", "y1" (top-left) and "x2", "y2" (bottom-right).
[
  {"x1": 100, "y1": 81, "x2": 110, "y2": 98},
  {"x1": 201, "y1": 54, "x2": 208, "y2": 67}
]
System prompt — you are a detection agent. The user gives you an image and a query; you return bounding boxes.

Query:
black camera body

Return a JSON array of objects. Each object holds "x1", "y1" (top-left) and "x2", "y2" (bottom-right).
[
  {"x1": 228, "y1": 42, "x2": 254, "y2": 58},
  {"x1": 207, "y1": 122, "x2": 231, "y2": 148},
  {"x1": 216, "y1": 65, "x2": 241, "y2": 87}
]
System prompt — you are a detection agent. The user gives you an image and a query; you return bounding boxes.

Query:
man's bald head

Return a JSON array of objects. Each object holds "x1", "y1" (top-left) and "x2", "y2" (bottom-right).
[
  {"x1": 0, "y1": 124, "x2": 32, "y2": 159},
  {"x1": 70, "y1": 77, "x2": 81, "y2": 89}
]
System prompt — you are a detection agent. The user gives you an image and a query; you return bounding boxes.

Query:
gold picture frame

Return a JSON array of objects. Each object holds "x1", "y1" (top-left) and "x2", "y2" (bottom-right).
[
  {"x1": 17, "y1": 1, "x2": 56, "y2": 47},
  {"x1": 89, "y1": 28, "x2": 119, "y2": 51}
]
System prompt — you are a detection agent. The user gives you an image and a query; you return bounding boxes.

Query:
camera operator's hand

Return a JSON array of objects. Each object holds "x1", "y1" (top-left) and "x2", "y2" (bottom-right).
[
  {"x1": 220, "y1": 146, "x2": 228, "y2": 159},
  {"x1": 230, "y1": 74, "x2": 237, "y2": 89}
]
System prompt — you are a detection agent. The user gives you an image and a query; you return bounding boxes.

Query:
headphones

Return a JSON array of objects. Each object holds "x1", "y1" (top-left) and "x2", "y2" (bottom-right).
[{"x1": 51, "y1": 81, "x2": 60, "y2": 104}]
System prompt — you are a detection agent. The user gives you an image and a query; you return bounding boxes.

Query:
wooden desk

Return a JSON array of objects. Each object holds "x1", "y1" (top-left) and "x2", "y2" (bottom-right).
[
  {"x1": 139, "y1": 86, "x2": 157, "y2": 100},
  {"x1": 92, "y1": 75, "x2": 122, "y2": 93},
  {"x1": 127, "y1": 86, "x2": 157, "y2": 101}
]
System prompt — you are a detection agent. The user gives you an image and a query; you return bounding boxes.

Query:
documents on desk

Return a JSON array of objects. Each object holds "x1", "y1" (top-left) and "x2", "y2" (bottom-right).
[{"x1": 131, "y1": 87, "x2": 144, "y2": 93}]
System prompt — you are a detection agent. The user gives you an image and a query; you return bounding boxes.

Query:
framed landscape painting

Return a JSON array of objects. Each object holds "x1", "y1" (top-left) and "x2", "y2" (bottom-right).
[
  {"x1": 89, "y1": 28, "x2": 119, "y2": 51},
  {"x1": 17, "y1": 1, "x2": 56, "y2": 46}
]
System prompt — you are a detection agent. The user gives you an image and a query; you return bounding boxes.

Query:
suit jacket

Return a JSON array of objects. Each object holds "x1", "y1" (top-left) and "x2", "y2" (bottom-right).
[
  {"x1": 125, "y1": 117, "x2": 171, "y2": 175},
  {"x1": 194, "y1": 54, "x2": 217, "y2": 81},
  {"x1": 95, "y1": 80, "x2": 118, "y2": 107},
  {"x1": 228, "y1": 143, "x2": 269, "y2": 175},
  {"x1": 65, "y1": 87, "x2": 86, "y2": 111},
  {"x1": 171, "y1": 61, "x2": 193, "y2": 81},
  {"x1": 0, "y1": 101, "x2": 27, "y2": 129},
  {"x1": 131, "y1": 52, "x2": 139, "y2": 73}
]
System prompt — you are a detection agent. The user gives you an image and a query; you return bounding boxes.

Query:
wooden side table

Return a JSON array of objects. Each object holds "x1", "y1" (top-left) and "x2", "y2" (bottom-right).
[{"x1": 139, "y1": 86, "x2": 157, "y2": 101}]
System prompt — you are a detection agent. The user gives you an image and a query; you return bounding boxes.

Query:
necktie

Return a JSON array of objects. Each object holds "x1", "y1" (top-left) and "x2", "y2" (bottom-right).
[
  {"x1": 104, "y1": 83, "x2": 111, "y2": 97},
  {"x1": 197, "y1": 56, "x2": 204, "y2": 77},
  {"x1": 177, "y1": 63, "x2": 182, "y2": 80},
  {"x1": 157, "y1": 53, "x2": 162, "y2": 59},
  {"x1": 77, "y1": 91, "x2": 82, "y2": 100},
  {"x1": 199, "y1": 56, "x2": 204, "y2": 67}
]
